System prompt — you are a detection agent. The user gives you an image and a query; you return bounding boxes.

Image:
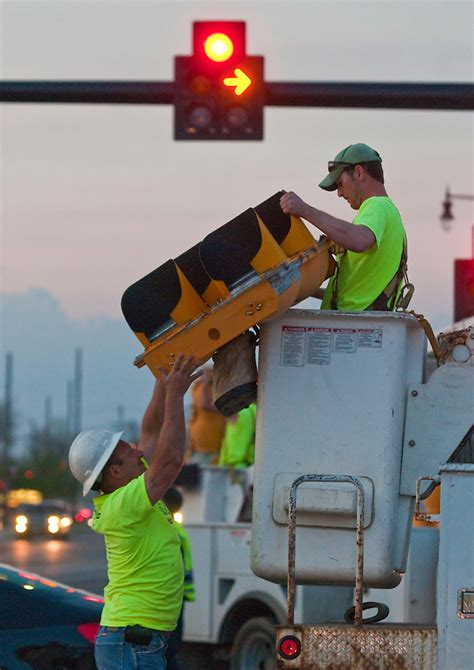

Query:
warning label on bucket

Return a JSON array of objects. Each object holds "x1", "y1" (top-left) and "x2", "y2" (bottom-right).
[
  {"x1": 307, "y1": 328, "x2": 331, "y2": 365},
  {"x1": 280, "y1": 325, "x2": 383, "y2": 366},
  {"x1": 280, "y1": 326, "x2": 306, "y2": 367},
  {"x1": 332, "y1": 328, "x2": 357, "y2": 353}
]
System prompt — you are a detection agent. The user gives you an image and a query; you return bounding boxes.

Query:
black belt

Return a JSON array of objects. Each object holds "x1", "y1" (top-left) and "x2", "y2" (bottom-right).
[{"x1": 104, "y1": 624, "x2": 170, "y2": 646}]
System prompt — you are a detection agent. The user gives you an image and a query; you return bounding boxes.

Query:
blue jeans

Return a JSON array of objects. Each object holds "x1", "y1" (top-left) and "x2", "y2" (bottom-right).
[
  {"x1": 95, "y1": 626, "x2": 169, "y2": 670},
  {"x1": 165, "y1": 605, "x2": 184, "y2": 670}
]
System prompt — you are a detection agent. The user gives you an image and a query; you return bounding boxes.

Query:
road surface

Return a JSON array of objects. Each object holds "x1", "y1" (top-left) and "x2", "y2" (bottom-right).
[{"x1": 0, "y1": 524, "x2": 107, "y2": 594}]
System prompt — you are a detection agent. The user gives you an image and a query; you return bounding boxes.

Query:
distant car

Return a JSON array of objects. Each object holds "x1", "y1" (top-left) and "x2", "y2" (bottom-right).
[
  {"x1": 0, "y1": 563, "x2": 102, "y2": 669},
  {"x1": 12, "y1": 500, "x2": 74, "y2": 538}
]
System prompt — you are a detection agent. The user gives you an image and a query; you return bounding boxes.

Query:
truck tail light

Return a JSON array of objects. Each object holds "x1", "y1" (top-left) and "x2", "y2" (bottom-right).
[{"x1": 278, "y1": 634, "x2": 301, "y2": 659}]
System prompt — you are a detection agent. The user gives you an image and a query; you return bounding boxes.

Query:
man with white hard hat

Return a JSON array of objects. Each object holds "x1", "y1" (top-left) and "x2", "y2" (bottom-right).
[
  {"x1": 280, "y1": 143, "x2": 410, "y2": 312},
  {"x1": 69, "y1": 354, "x2": 201, "y2": 670}
]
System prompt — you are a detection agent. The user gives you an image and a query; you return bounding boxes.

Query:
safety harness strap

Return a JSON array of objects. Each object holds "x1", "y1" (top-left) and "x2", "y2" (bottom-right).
[
  {"x1": 406, "y1": 310, "x2": 443, "y2": 365},
  {"x1": 330, "y1": 235, "x2": 414, "y2": 312}
]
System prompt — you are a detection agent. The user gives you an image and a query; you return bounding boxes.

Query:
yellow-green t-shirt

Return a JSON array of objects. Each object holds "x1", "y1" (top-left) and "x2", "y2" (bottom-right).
[
  {"x1": 92, "y1": 474, "x2": 183, "y2": 630},
  {"x1": 321, "y1": 196, "x2": 405, "y2": 311},
  {"x1": 218, "y1": 403, "x2": 257, "y2": 468}
]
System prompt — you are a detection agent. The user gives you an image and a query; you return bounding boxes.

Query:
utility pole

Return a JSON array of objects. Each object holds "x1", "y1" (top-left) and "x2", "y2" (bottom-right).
[
  {"x1": 73, "y1": 348, "x2": 83, "y2": 434},
  {"x1": 44, "y1": 395, "x2": 52, "y2": 434},
  {"x1": 1, "y1": 353, "x2": 14, "y2": 528},
  {"x1": 2, "y1": 353, "x2": 14, "y2": 479},
  {"x1": 66, "y1": 379, "x2": 75, "y2": 436}
]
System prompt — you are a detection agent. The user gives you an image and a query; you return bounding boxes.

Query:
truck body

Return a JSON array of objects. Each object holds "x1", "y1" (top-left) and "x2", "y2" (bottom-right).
[
  {"x1": 176, "y1": 310, "x2": 472, "y2": 669},
  {"x1": 247, "y1": 309, "x2": 472, "y2": 669},
  {"x1": 178, "y1": 466, "x2": 353, "y2": 669}
]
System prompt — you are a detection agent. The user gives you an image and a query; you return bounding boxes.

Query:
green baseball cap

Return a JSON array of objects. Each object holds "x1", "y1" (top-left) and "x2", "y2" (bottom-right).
[{"x1": 319, "y1": 143, "x2": 382, "y2": 191}]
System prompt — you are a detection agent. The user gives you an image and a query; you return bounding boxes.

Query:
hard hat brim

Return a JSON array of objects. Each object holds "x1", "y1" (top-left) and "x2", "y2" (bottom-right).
[{"x1": 82, "y1": 430, "x2": 123, "y2": 496}]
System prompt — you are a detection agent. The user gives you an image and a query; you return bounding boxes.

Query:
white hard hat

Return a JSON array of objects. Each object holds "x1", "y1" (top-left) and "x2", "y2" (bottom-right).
[{"x1": 69, "y1": 429, "x2": 123, "y2": 496}]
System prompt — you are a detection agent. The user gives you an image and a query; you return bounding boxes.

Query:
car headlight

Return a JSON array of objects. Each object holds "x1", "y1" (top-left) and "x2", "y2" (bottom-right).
[
  {"x1": 47, "y1": 515, "x2": 60, "y2": 533},
  {"x1": 15, "y1": 515, "x2": 28, "y2": 533},
  {"x1": 59, "y1": 516, "x2": 72, "y2": 528}
]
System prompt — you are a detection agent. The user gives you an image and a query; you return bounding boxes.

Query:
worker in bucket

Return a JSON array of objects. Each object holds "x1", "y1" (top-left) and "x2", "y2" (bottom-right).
[
  {"x1": 68, "y1": 354, "x2": 201, "y2": 670},
  {"x1": 280, "y1": 143, "x2": 410, "y2": 312}
]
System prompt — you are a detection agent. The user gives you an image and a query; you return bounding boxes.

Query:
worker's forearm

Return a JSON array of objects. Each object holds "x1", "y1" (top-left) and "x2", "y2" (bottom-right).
[
  {"x1": 146, "y1": 391, "x2": 186, "y2": 490},
  {"x1": 141, "y1": 380, "x2": 166, "y2": 437},
  {"x1": 145, "y1": 393, "x2": 186, "y2": 505},
  {"x1": 144, "y1": 354, "x2": 199, "y2": 502},
  {"x1": 302, "y1": 205, "x2": 366, "y2": 252}
]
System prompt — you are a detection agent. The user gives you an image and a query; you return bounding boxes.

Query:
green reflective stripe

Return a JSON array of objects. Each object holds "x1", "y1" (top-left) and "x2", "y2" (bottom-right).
[{"x1": 174, "y1": 522, "x2": 195, "y2": 602}]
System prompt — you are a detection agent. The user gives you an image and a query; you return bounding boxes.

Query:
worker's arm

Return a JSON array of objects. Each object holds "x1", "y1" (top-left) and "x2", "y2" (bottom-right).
[
  {"x1": 144, "y1": 355, "x2": 201, "y2": 505},
  {"x1": 138, "y1": 377, "x2": 167, "y2": 464},
  {"x1": 280, "y1": 192, "x2": 375, "y2": 253}
]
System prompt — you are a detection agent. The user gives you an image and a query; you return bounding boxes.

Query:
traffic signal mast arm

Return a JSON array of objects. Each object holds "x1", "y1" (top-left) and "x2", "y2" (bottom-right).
[
  {"x1": 264, "y1": 81, "x2": 474, "y2": 110},
  {"x1": 0, "y1": 80, "x2": 473, "y2": 110}
]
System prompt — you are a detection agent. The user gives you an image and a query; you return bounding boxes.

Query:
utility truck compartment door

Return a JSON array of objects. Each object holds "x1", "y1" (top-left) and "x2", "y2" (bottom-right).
[{"x1": 272, "y1": 473, "x2": 373, "y2": 528}]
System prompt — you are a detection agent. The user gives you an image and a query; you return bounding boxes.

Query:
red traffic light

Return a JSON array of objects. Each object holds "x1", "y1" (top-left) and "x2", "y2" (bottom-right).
[
  {"x1": 203, "y1": 33, "x2": 234, "y2": 62},
  {"x1": 193, "y1": 21, "x2": 246, "y2": 63},
  {"x1": 454, "y1": 258, "x2": 474, "y2": 323}
]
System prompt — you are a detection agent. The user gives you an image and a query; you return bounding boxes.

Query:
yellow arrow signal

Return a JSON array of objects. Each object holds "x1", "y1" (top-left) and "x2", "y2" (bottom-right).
[{"x1": 223, "y1": 68, "x2": 252, "y2": 96}]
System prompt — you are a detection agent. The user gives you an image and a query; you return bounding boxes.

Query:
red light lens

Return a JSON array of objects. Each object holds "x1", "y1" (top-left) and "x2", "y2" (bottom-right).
[
  {"x1": 77, "y1": 622, "x2": 100, "y2": 643},
  {"x1": 203, "y1": 33, "x2": 234, "y2": 62},
  {"x1": 279, "y1": 635, "x2": 301, "y2": 659}
]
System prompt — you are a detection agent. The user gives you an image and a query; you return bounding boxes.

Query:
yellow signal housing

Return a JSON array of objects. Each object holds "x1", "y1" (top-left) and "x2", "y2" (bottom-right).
[
  {"x1": 250, "y1": 216, "x2": 288, "y2": 275},
  {"x1": 170, "y1": 265, "x2": 208, "y2": 325},
  {"x1": 280, "y1": 214, "x2": 316, "y2": 256},
  {"x1": 201, "y1": 279, "x2": 230, "y2": 305},
  {"x1": 121, "y1": 192, "x2": 336, "y2": 376}
]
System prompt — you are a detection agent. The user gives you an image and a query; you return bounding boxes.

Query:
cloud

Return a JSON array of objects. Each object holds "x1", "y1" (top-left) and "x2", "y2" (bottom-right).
[{"x1": 0, "y1": 288, "x2": 154, "y2": 447}]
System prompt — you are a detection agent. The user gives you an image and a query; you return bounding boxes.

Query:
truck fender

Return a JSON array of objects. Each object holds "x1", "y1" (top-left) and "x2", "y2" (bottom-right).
[{"x1": 218, "y1": 591, "x2": 285, "y2": 645}]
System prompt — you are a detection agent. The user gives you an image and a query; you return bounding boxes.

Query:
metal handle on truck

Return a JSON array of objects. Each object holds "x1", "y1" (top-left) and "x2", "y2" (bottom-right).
[{"x1": 286, "y1": 474, "x2": 365, "y2": 626}]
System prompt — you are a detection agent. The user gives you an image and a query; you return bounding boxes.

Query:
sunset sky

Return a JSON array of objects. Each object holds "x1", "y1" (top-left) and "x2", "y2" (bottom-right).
[{"x1": 2, "y1": 0, "x2": 473, "y2": 333}]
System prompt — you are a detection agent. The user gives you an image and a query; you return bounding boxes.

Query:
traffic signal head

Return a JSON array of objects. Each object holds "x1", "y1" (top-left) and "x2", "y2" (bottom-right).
[
  {"x1": 454, "y1": 258, "x2": 474, "y2": 323},
  {"x1": 174, "y1": 21, "x2": 264, "y2": 140}
]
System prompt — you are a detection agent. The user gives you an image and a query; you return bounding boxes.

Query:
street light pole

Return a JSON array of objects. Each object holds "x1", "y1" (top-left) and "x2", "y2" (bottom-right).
[{"x1": 440, "y1": 189, "x2": 474, "y2": 244}]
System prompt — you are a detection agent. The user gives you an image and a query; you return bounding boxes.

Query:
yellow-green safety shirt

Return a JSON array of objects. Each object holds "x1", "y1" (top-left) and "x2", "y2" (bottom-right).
[
  {"x1": 218, "y1": 403, "x2": 257, "y2": 468},
  {"x1": 92, "y1": 473, "x2": 183, "y2": 631},
  {"x1": 321, "y1": 196, "x2": 405, "y2": 312}
]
